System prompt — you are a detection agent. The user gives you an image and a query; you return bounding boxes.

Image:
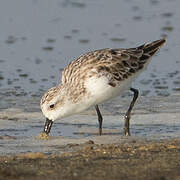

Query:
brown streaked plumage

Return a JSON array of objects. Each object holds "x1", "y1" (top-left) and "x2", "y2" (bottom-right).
[
  {"x1": 62, "y1": 39, "x2": 165, "y2": 96},
  {"x1": 41, "y1": 39, "x2": 166, "y2": 136}
]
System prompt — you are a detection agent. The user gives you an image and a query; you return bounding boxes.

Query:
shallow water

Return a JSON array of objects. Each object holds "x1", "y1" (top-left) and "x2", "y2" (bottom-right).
[
  {"x1": 1, "y1": 0, "x2": 180, "y2": 155},
  {"x1": 0, "y1": 0, "x2": 180, "y2": 97},
  {"x1": 0, "y1": 95, "x2": 180, "y2": 155},
  {"x1": 0, "y1": 119, "x2": 180, "y2": 155}
]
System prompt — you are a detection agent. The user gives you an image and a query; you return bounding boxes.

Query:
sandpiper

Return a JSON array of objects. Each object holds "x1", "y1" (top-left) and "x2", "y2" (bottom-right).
[{"x1": 41, "y1": 39, "x2": 165, "y2": 136}]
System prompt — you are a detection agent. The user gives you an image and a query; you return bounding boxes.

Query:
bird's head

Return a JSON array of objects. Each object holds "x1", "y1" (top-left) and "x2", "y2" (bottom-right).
[{"x1": 40, "y1": 85, "x2": 67, "y2": 134}]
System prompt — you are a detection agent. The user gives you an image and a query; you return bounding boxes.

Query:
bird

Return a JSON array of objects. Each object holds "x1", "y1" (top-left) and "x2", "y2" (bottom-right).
[{"x1": 40, "y1": 38, "x2": 166, "y2": 136}]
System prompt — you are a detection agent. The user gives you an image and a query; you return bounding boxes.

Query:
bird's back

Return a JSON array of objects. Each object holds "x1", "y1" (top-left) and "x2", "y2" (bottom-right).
[{"x1": 62, "y1": 39, "x2": 166, "y2": 87}]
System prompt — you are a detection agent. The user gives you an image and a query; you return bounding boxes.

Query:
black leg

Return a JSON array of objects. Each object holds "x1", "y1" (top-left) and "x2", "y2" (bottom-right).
[
  {"x1": 95, "y1": 105, "x2": 103, "y2": 135},
  {"x1": 124, "y1": 88, "x2": 139, "y2": 136}
]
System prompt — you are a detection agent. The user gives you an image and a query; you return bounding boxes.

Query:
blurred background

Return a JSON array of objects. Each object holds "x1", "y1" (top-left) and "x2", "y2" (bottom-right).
[{"x1": 0, "y1": 0, "x2": 179, "y2": 98}]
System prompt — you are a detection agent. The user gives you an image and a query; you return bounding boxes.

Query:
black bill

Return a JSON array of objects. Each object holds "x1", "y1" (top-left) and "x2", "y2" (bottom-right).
[{"x1": 43, "y1": 118, "x2": 53, "y2": 134}]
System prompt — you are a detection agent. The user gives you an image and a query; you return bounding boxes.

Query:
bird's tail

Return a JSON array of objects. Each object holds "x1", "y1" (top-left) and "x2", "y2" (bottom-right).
[{"x1": 139, "y1": 38, "x2": 166, "y2": 56}]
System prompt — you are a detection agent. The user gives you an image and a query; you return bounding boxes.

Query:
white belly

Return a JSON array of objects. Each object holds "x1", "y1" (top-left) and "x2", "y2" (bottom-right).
[
  {"x1": 68, "y1": 72, "x2": 140, "y2": 115},
  {"x1": 84, "y1": 75, "x2": 134, "y2": 106}
]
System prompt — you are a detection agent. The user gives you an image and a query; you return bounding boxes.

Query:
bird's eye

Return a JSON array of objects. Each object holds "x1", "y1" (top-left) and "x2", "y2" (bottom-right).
[{"x1": 49, "y1": 104, "x2": 54, "y2": 109}]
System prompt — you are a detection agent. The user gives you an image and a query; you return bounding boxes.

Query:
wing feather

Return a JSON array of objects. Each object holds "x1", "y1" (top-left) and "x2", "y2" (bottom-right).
[{"x1": 61, "y1": 39, "x2": 165, "y2": 86}]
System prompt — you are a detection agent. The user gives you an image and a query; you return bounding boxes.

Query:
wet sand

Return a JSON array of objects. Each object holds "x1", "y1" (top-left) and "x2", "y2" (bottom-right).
[
  {"x1": 0, "y1": 94, "x2": 180, "y2": 179},
  {"x1": 0, "y1": 139, "x2": 180, "y2": 180}
]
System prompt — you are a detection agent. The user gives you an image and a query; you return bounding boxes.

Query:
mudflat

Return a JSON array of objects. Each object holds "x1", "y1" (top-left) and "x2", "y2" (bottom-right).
[
  {"x1": 0, "y1": 139, "x2": 180, "y2": 180},
  {"x1": 0, "y1": 95, "x2": 180, "y2": 179}
]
